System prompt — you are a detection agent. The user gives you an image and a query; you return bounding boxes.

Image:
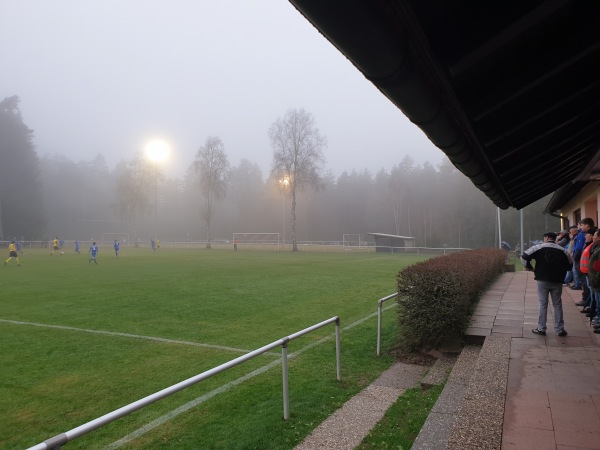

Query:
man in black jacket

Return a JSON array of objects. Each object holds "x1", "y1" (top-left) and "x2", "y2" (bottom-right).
[{"x1": 521, "y1": 231, "x2": 573, "y2": 336}]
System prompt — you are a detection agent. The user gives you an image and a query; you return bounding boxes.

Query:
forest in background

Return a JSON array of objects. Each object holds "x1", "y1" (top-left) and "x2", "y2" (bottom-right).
[{"x1": 1, "y1": 96, "x2": 558, "y2": 248}]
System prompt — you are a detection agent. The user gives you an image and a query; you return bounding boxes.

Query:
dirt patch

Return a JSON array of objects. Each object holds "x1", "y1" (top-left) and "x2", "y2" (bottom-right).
[{"x1": 389, "y1": 347, "x2": 437, "y2": 366}]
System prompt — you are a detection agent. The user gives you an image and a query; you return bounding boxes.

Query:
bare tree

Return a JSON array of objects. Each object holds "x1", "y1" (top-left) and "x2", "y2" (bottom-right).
[
  {"x1": 270, "y1": 108, "x2": 326, "y2": 251},
  {"x1": 195, "y1": 136, "x2": 229, "y2": 248},
  {"x1": 112, "y1": 153, "x2": 154, "y2": 245}
]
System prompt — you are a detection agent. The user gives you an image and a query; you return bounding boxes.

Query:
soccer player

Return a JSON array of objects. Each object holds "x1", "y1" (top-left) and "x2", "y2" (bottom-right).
[
  {"x1": 75, "y1": 240, "x2": 80, "y2": 254},
  {"x1": 151, "y1": 239, "x2": 156, "y2": 252},
  {"x1": 156, "y1": 239, "x2": 160, "y2": 250},
  {"x1": 15, "y1": 240, "x2": 22, "y2": 255},
  {"x1": 5, "y1": 241, "x2": 20, "y2": 266},
  {"x1": 51, "y1": 237, "x2": 59, "y2": 255},
  {"x1": 89, "y1": 242, "x2": 99, "y2": 264},
  {"x1": 114, "y1": 239, "x2": 120, "y2": 257}
]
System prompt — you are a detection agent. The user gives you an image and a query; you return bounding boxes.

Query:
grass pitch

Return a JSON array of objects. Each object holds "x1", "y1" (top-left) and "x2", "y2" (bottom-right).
[{"x1": 1, "y1": 246, "x2": 428, "y2": 449}]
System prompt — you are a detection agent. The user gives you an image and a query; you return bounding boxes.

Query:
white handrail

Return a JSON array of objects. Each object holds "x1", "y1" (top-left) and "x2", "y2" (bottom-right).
[
  {"x1": 28, "y1": 316, "x2": 341, "y2": 450},
  {"x1": 377, "y1": 293, "x2": 399, "y2": 356}
]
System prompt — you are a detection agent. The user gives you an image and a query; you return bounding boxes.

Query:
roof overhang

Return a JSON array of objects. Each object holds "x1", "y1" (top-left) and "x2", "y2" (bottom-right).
[
  {"x1": 368, "y1": 232, "x2": 413, "y2": 240},
  {"x1": 288, "y1": 0, "x2": 600, "y2": 210}
]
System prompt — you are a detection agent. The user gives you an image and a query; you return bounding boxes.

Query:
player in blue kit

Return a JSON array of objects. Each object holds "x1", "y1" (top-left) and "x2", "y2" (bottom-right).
[{"x1": 89, "y1": 242, "x2": 99, "y2": 264}]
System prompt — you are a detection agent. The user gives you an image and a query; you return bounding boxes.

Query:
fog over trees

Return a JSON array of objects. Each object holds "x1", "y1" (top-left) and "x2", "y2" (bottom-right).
[
  {"x1": 0, "y1": 96, "x2": 45, "y2": 239},
  {"x1": 0, "y1": 97, "x2": 557, "y2": 248},
  {"x1": 270, "y1": 108, "x2": 326, "y2": 251},
  {"x1": 194, "y1": 136, "x2": 230, "y2": 249}
]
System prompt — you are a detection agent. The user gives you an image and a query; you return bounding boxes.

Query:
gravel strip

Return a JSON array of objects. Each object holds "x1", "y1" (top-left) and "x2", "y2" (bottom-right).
[{"x1": 446, "y1": 335, "x2": 510, "y2": 450}]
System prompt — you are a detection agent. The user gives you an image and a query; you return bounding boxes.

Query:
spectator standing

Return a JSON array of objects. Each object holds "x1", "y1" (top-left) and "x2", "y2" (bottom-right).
[
  {"x1": 521, "y1": 231, "x2": 572, "y2": 336},
  {"x1": 556, "y1": 231, "x2": 569, "y2": 248},
  {"x1": 577, "y1": 227, "x2": 597, "y2": 313},
  {"x1": 572, "y1": 218, "x2": 595, "y2": 290},
  {"x1": 588, "y1": 229, "x2": 600, "y2": 333},
  {"x1": 564, "y1": 226, "x2": 578, "y2": 285}
]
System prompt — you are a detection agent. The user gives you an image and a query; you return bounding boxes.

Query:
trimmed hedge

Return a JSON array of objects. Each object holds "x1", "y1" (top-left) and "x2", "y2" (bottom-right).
[{"x1": 396, "y1": 248, "x2": 506, "y2": 352}]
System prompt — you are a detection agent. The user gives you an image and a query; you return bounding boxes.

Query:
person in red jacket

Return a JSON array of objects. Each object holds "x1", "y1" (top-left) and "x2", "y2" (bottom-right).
[{"x1": 577, "y1": 228, "x2": 597, "y2": 315}]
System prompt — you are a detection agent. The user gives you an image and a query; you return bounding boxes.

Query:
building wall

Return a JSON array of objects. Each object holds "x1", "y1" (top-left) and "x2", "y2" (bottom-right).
[{"x1": 559, "y1": 182, "x2": 600, "y2": 228}]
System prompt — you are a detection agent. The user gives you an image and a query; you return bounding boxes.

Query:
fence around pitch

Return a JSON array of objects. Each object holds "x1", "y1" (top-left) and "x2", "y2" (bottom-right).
[
  {"x1": 377, "y1": 293, "x2": 399, "y2": 356},
  {"x1": 0, "y1": 240, "x2": 469, "y2": 256},
  {"x1": 27, "y1": 317, "x2": 341, "y2": 450}
]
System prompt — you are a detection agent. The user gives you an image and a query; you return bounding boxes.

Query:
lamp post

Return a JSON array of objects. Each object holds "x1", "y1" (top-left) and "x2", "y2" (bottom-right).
[
  {"x1": 279, "y1": 177, "x2": 289, "y2": 244},
  {"x1": 145, "y1": 139, "x2": 170, "y2": 241}
]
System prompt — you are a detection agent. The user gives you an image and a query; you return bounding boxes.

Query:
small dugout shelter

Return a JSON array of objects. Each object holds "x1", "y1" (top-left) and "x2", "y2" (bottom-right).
[{"x1": 367, "y1": 233, "x2": 415, "y2": 253}]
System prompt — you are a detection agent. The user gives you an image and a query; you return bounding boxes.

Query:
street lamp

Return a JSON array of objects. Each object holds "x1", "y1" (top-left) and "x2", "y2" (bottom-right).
[
  {"x1": 145, "y1": 139, "x2": 170, "y2": 240},
  {"x1": 279, "y1": 177, "x2": 289, "y2": 244}
]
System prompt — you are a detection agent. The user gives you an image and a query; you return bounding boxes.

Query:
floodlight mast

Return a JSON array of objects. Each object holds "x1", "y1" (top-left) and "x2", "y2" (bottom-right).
[{"x1": 144, "y1": 140, "x2": 170, "y2": 240}]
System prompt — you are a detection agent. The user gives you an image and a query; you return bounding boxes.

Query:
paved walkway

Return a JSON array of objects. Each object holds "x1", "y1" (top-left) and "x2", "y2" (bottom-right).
[
  {"x1": 295, "y1": 362, "x2": 428, "y2": 450},
  {"x1": 296, "y1": 271, "x2": 600, "y2": 449},
  {"x1": 468, "y1": 271, "x2": 600, "y2": 450}
]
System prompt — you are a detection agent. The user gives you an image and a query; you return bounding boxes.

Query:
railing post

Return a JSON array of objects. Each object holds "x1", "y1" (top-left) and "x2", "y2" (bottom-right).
[
  {"x1": 376, "y1": 293, "x2": 399, "y2": 356},
  {"x1": 377, "y1": 300, "x2": 383, "y2": 356},
  {"x1": 335, "y1": 318, "x2": 341, "y2": 381},
  {"x1": 281, "y1": 339, "x2": 290, "y2": 420}
]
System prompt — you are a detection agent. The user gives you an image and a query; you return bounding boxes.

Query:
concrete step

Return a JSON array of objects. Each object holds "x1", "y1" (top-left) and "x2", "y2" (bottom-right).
[
  {"x1": 295, "y1": 351, "x2": 463, "y2": 450},
  {"x1": 411, "y1": 345, "x2": 481, "y2": 450},
  {"x1": 294, "y1": 362, "x2": 427, "y2": 450},
  {"x1": 421, "y1": 353, "x2": 458, "y2": 388},
  {"x1": 412, "y1": 335, "x2": 511, "y2": 450}
]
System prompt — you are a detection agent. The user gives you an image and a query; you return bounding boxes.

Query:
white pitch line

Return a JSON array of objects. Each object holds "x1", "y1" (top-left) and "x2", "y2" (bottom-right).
[
  {"x1": 0, "y1": 319, "x2": 268, "y2": 355},
  {"x1": 106, "y1": 303, "x2": 398, "y2": 449}
]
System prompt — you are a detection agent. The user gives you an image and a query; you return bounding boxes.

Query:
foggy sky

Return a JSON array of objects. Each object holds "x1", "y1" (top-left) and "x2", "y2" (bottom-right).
[{"x1": 1, "y1": 0, "x2": 445, "y2": 179}]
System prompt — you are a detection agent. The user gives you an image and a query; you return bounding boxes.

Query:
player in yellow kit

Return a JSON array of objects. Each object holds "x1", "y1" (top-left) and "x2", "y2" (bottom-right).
[
  {"x1": 51, "y1": 237, "x2": 60, "y2": 255},
  {"x1": 5, "y1": 241, "x2": 20, "y2": 266}
]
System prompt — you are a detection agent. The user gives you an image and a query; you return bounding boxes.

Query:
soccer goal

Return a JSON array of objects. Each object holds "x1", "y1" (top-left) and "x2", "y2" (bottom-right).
[
  {"x1": 232, "y1": 233, "x2": 280, "y2": 251},
  {"x1": 101, "y1": 233, "x2": 130, "y2": 248},
  {"x1": 342, "y1": 234, "x2": 368, "y2": 249}
]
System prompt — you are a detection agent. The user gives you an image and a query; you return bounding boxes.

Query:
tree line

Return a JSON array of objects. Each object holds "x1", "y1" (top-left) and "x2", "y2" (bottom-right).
[{"x1": 1, "y1": 96, "x2": 557, "y2": 249}]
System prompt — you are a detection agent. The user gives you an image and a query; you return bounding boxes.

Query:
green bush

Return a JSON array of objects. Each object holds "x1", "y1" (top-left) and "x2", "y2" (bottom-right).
[{"x1": 396, "y1": 248, "x2": 506, "y2": 351}]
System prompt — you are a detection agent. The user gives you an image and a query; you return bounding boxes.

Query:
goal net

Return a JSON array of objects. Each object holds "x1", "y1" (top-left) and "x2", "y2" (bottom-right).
[
  {"x1": 101, "y1": 233, "x2": 130, "y2": 247},
  {"x1": 233, "y1": 233, "x2": 280, "y2": 250},
  {"x1": 342, "y1": 234, "x2": 368, "y2": 249}
]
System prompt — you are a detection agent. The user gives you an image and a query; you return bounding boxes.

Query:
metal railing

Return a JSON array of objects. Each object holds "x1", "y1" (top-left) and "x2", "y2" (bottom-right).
[
  {"x1": 28, "y1": 317, "x2": 341, "y2": 450},
  {"x1": 377, "y1": 293, "x2": 399, "y2": 356}
]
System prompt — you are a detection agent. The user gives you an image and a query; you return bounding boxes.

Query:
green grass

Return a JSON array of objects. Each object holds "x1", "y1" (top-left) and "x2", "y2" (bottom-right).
[
  {"x1": 1, "y1": 247, "x2": 429, "y2": 449},
  {"x1": 357, "y1": 385, "x2": 444, "y2": 450}
]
